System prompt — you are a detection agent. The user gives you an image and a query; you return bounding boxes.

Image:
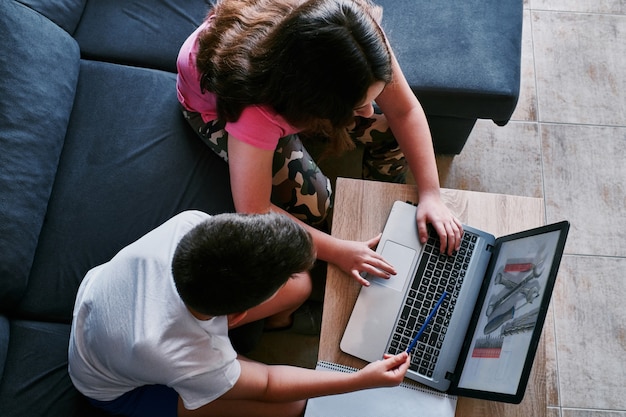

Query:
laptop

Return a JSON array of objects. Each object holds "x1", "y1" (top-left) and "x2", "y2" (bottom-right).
[{"x1": 340, "y1": 200, "x2": 569, "y2": 403}]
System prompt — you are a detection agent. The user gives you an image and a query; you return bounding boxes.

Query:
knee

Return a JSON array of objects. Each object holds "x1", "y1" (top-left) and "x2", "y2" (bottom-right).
[
  {"x1": 284, "y1": 272, "x2": 313, "y2": 306},
  {"x1": 299, "y1": 175, "x2": 332, "y2": 226},
  {"x1": 272, "y1": 170, "x2": 332, "y2": 226},
  {"x1": 271, "y1": 136, "x2": 333, "y2": 226}
]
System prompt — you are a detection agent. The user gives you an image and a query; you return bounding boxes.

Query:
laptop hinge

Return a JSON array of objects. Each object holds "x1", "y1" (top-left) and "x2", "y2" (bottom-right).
[
  {"x1": 486, "y1": 244, "x2": 494, "y2": 252},
  {"x1": 445, "y1": 371, "x2": 456, "y2": 382}
]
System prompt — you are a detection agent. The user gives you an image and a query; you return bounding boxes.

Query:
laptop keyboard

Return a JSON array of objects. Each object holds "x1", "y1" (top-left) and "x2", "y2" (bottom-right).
[{"x1": 386, "y1": 229, "x2": 478, "y2": 378}]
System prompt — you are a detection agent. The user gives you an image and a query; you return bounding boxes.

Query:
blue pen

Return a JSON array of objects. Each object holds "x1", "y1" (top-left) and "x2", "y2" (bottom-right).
[{"x1": 406, "y1": 291, "x2": 448, "y2": 354}]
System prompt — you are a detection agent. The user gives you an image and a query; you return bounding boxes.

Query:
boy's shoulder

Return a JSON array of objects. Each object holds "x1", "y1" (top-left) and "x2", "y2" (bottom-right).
[
  {"x1": 114, "y1": 210, "x2": 211, "y2": 262},
  {"x1": 171, "y1": 210, "x2": 211, "y2": 225},
  {"x1": 153, "y1": 210, "x2": 211, "y2": 236}
]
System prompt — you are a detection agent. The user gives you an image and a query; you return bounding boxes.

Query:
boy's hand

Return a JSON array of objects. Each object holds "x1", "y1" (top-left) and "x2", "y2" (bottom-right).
[{"x1": 358, "y1": 352, "x2": 411, "y2": 388}]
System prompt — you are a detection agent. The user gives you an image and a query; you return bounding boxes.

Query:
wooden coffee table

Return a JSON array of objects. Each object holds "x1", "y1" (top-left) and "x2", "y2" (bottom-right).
[{"x1": 319, "y1": 178, "x2": 546, "y2": 417}]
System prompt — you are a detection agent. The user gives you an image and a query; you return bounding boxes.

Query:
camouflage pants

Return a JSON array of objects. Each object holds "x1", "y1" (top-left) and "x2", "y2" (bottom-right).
[{"x1": 182, "y1": 107, "x2": 407, "y2": 226}]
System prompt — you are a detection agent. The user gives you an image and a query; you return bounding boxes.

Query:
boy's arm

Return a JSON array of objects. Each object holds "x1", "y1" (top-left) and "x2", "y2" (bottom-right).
[{"x1": 221, "y1": 352, "x2": 410, "y2": 403}]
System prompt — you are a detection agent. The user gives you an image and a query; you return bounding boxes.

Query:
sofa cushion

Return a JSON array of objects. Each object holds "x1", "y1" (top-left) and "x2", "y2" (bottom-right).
[
  {"x1": 16, "y1": 0, "x2": 86, "y2": 34},
  {"x1": 377, "y1": 0, "x2": 522, "y2": 123},
  {"x1": 0, "y1": 316, "x2": 8, "y2": 381},
  {"x1": 17, "y1": 60, "x2": 234, "y2": 322},
  {"x1": 0, "y1": 320, "x2": 78, "y2": 417},
  {"x1": 0, "y1": 0, "x2": 80, "y2": 311},
  {"x1": 74, "y1": 0, "x2": 213, "y2": 72}
]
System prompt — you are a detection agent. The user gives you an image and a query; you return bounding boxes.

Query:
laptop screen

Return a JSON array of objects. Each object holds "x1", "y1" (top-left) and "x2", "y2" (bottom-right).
[{"x1": 451, "y1": 222, "x2": 569, "y2": 403}]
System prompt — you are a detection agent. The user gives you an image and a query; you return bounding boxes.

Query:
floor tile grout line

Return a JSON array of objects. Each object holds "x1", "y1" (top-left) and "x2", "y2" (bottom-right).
[
  {"x1": 561, "y1": 406, "x2": 626, "y2": 413},
  {"x1": 549, "y1": 275, "x2": 563, "y2": 411},
  {"x1": 528, "y1": 5, "x2": 626, "y2": 18},
  {"x1": 536, "y1": 121, "x2": 626, "y2": 129},
  {"x1": 533, "y1": 10, "x2": 626, "y2": 17},
  {"x1": 527, "y1": 6, "x2": 549, "y2": 227},
  {"x1": 528, "y1": 5, "x2": 562, "y2": 411},
  {"x1": 505, "y1": 119, "x2": 626, "y2": 132},
  {"x1": 528, "y1": 7, "x2": 541, "y2": 127},
  {"x1": 562, "y1": 253, "x2": 626, "y2": 260},
  {"x1": 547, "y1": 405, "x2": 563, "y2": 417}
]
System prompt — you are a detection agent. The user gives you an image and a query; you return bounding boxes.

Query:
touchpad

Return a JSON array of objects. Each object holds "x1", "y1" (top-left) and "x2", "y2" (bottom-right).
[{"x1": 370, "y1": 240, "x2": 416, "y2": 292}]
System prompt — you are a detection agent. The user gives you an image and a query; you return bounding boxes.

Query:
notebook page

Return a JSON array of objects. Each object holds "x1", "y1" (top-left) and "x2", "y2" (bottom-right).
[{"x1": 304, "y1": 361, "x2": 457, "y2": 417}]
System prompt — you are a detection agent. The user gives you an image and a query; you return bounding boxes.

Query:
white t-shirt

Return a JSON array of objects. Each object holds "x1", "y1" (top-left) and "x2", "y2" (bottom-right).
[{"x1": 68, "y1": 211, "x2": 241, "y2": 410}]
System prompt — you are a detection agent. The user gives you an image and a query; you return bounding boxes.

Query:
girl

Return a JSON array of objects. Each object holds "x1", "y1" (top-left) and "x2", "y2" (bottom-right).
[{"x1": 177, "y1": 0, "x2": 462, "y2": 289}]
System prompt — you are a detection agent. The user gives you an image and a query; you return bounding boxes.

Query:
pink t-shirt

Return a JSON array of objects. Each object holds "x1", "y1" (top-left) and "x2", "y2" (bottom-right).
[{"x1": 176, "y1": 21, "x2": 299, "y2": 151}]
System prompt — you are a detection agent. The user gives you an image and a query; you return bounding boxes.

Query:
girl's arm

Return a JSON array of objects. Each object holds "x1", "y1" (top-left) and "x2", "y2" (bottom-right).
[
  {"x1": 223, "y1": 352, "x2": 410, "y2": 403},
  {"x1": 227, "y1": 136, "x2": 396, "y2": 285},
  {"x1": 375, "y1": 49, "x2": 463, "y2": 255}
]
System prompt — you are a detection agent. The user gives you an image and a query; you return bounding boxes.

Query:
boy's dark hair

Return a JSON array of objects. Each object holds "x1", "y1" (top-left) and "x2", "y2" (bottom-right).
[
  {"x1": 197, "y1": 0, "x2": 391, "y2": 152},
  {"x1": 172, "y1": 212, "x2": 315, "y2": 316}
]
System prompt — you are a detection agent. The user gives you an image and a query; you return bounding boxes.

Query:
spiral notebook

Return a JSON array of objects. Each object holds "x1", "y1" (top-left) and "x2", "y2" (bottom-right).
[{"x1": 303, "y1": 361, "x2": 457, "y2": 417}]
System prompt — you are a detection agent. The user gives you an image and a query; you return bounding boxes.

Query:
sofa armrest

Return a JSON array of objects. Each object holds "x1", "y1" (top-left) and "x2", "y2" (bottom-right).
[{"x1": 0, "y1": 0, "x2": 80, "y2": 310}]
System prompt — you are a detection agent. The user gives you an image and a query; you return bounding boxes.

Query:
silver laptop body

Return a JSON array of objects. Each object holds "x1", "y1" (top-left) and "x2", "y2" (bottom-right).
[
  {"x1": 340, "y1": 200, "x2": 495, "y2": 391},
  {"x1": 341, "y1": 201, "x2": 569, "y2": 403}
]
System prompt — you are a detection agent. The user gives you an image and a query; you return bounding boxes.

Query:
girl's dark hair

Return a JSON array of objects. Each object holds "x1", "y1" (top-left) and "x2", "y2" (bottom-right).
[
  {"x1": 196, "y1": 0, "x2": 392, "y2": 152},
  {"x1": 172, "y1": 212, "x2": 315, "y2": 316}
]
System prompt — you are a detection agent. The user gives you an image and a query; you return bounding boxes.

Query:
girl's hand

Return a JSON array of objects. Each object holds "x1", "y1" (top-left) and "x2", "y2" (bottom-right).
[
  {"x1": 358, "y1": 352, "x2": 411, "y2": 388},
  {"x1": 334, "y1": 234, "x2": 397, "y2": 286},
  {"x1": 415, "y1": 194, "x2": 463, "y2": 256}
]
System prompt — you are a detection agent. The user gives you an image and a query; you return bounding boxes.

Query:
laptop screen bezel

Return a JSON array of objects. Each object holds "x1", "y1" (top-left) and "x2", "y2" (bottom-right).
[{"x1": 448, "y1": 221, "x2": 569, "y2": 404}]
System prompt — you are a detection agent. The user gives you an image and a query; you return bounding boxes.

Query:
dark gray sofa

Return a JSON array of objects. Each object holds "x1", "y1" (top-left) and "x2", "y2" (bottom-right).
[
  {"x1": 0, "y1": 0, "x2": 521, "y2": 415},
  {"x1": 0, "y1": 0, "x2": 232, "y2": 415}
]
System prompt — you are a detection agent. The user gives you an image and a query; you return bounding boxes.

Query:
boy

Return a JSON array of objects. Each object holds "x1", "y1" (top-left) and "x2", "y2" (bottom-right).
[{"x1": 69, "y1": 210, "x2": 410, "y2": 417}]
